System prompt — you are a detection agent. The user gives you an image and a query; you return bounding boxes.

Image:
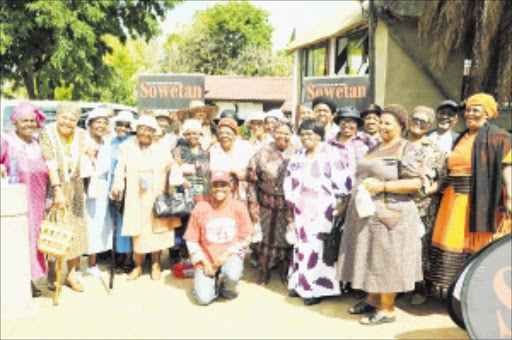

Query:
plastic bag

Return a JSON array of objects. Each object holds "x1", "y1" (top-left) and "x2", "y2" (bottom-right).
[
  {"x1": 285, "y1": 222, "x2": 298, "y2": 245},
  {"x1": 251, "y1": 221, "x2": 263, "y2": 243},
  {"x1": 355, "y1": 183, "x2": 375, "y2": 218}
]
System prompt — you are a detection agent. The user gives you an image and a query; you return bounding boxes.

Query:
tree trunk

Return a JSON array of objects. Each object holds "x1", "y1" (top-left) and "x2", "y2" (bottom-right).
[{"x1": 22, "y1": 70, "x2": 36, "y2": 99}]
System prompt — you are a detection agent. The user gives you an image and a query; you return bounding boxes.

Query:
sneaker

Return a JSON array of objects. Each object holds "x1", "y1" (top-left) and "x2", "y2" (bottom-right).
[
  {"x1": 86, "y1": 266, "x2": 104, "y2": 277},
  {"x1": 360, "y1": 310, "x2": 396, "y2": 325}
]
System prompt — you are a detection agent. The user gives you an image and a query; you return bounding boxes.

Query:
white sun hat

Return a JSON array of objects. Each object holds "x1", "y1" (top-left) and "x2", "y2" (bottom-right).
[
  {"x1": 135, "y1": 114, "x2": 159, "y2": 131},
  {"x1": 182, "y1": 119, "x2": 202, "y2": 133},
  {"x1": 264, "y1": 109, "x2": 284, "y2": 121},
  {"x1": 246, "y1": 111, "x2": 266, "y2": 123},
  {"x1": 86, "y1": 107, "x2": 111, "y2": 127}
]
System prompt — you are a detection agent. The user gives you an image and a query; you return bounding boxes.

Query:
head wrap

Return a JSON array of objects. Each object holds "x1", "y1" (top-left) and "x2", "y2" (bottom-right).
[
  {"x1": 382, "y1": 104, "x2": 408, "y2": 129},
  {"x1": 312, "y1": 96, "x2": 336, "y2": 114},
  {"x1": 10, "y1": 102, "x2": 45, "y2": 128},
  {"x1": 465, "y1": 93, "x2": 498, "y2": 120},
  {"x1": 182, "y1": 119, "x2": 202, "y2": 133},
  {"x1": 361, "y1": 104, "x2": 382, "y2": 118},
  {"x1": 135, "y1": 115, "x2": 159, "y2": 131},
  {"x1": 57, "y1": 102, "x2": 81, "y2": 118},
  {"x1": 264, "y1": 109, "x2": 284, "y2": 121},
  {"x1": 217, "y1": 117, "x2": 238, "y2": 135}
]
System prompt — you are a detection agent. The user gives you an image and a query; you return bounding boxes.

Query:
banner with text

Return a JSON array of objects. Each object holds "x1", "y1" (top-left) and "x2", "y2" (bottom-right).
[
  {"x1": 137, "y1": 74, "x2": 205, "y2": 115},
  {"x1": 302, "y1": 76, "x2": 369, "y2": 112}
]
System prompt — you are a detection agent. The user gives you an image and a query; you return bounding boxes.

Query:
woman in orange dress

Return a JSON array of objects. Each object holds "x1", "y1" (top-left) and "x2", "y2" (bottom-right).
[{"x1": 426, "y1": 93, "x2": 512, "y2": 293}]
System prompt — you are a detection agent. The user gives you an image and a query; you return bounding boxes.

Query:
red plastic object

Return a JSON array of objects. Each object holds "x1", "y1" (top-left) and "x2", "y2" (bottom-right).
[{"x1": 173, "y1": 260, "x2": 195, "y2": 279}]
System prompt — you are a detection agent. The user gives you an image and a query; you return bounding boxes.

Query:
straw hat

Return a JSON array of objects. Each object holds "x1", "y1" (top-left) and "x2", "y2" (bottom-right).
[{"x1": 176, "y1": 100, "x2": 219, "y2": 123}]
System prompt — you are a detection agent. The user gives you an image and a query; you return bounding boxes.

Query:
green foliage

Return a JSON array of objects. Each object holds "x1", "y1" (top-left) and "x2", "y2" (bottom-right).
[
  {"x1": 1, "y1": 0, "x2": 180, "y2": 101},
  {"x1": 161, "y1": 1, "x2": 292, "y2": 76}
]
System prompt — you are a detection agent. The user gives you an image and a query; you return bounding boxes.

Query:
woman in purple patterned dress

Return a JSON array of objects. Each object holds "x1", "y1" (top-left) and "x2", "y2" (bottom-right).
[
  {"x1": 0, "y1": 102, "x2": 48, "y2": 297},
  {"x1": 283, "y1": 119, "x2": 352, "y2": 306}
]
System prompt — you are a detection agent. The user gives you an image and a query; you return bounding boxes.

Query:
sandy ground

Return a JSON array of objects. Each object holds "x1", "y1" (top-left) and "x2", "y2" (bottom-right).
[{"x1": 1, "y1": 253, "x2": 469, "y2": 339}]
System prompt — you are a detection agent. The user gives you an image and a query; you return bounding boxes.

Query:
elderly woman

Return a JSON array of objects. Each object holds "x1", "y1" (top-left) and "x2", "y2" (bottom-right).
[
  {"x1": 0, "y1": 102, "x2": 48, "y2": 297},
  {"x1": 209, "y1": 117, "x2": 254, "y2": 202},
  {"x1": 284, "y1": 119, "x2": 352, "y2": 306},
  {"x1": 406, "y1": 106, "x2": 447, "y2": 305},
  {"x1": 152, "y1": 110, "x2": 177, "y2": 150},
  {"x1": 169, "y1": 119, "x2": 210, "y2": 265},
  {"x1": 336, "y1": 105, "x2": 424, "y2": 325},
  {"x1": 312, "y1": 96, "x2": 337, "y2": 140},
  {"x1": 426, "y1": 93, "x2": 512, "y2": 294},
  {"x1": 298, "y1": 104, "x2": 316, "y2": 125},
  {"x1": 83, "y1": 108, "x2": 114, "y2": 277},
  {"x1": 246, "y1": 122, "x2": 298, "y2": 285},
  {"x1": 39, "y1": 102, "x2": 90, "y2": 292},
  {"x1": 247, "y1": 111, "x2": 268, "y2": 152},
  {"x1": 108, "y1": 111, "x2": 135, "y2": 273},
  {"x1": 361, "y1": 104, "x2": 382, "y2": 145},
  {"x1": 111, "y1": 115, "x2": 181, "y2": 281}
]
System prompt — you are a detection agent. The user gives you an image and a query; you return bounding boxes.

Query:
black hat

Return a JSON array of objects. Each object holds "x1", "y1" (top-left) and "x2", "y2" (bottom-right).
[
  {"x1": 360, "y1": 104, "x2": 382, "y2": 118},
  {"x1": 333, "y1": 106, "x2": 361, "y2": 125},
  {"x1": 312, "y1": 96, "x2": 336, "y2": 114},
  {"x1": 436, "y1": 100, "x2": 460, "y2": 112},
  {"x1": 214, "y1": 109, "x2": 244, "y2": 125}
]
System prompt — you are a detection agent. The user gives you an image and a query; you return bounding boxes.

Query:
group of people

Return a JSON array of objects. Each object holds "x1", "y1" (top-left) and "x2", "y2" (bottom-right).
[{"x1": 1, "y1": 92, "x2": 510, "y2": 326}]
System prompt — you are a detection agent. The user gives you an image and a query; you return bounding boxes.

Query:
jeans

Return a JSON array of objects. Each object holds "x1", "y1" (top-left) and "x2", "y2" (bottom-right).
[{"x1": 192, "y1": 254, "x2": 244, "y2": 305}]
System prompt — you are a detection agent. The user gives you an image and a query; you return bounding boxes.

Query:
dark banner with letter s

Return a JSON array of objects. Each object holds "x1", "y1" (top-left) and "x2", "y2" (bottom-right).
[
  {"x1": 137, "y1": 74, "x2": 205, "y2": 115},
  {"x1": 302, "y1": 76, "x2": 369, "y2": 111}
]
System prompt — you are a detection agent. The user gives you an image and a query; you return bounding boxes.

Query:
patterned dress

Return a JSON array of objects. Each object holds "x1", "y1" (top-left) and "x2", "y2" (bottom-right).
[
  {"x1": 39, "y1": 123, "x2": 89, "y2": 260},
  {"x1": 336, "y1": 139, "x2": 424, "y2": 293},
  {"x1": 1, "y1": 132, "x2": 48, "y2": 279},
  {"x1": 284, "y1": 143, "x2": 352, "y2": 298},
  {"x1": 246, "y1": 143, "x2": 298, "y2": 262}
]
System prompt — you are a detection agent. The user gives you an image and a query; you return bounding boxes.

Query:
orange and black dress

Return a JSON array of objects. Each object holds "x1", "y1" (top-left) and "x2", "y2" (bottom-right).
[{"x1": 426, "y1": 123, "x2": 511, "y2": 289}]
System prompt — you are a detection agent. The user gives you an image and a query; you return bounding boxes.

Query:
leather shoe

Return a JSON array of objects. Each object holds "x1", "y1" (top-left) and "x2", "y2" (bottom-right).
[
  {"x1": 303, "y1": 297, "x2": 322, "y2": 306},
  {"x1": 127, "y1": 267, "x2": 142, "y2": 281},
  {"x1": 349, "y1": 300, "x2": 376, "y2": 315},
  {"x1": 288, "y1": 289, "x2": 299, "y2": 298},
  {"x1": 64, "y1": 278, "x2": 84, "y2": 292},
  {"x1": 150, "y1": 263, "x2": 161, "y2": 280},
  {"x1": 31, "y1": 282, "x2": 42, "y2": 297}
]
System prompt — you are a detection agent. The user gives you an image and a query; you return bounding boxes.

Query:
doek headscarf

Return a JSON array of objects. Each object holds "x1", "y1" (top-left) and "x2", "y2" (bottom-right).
[
  {"x1": 10, "y1": 102, "x2": 45, "y2": 128},
  {"x1": 217, "y1": 117, "x2": 239, "y2": 135},
  {"x1": 465, "y1": 93, "x2": 498, "y2": 120}
]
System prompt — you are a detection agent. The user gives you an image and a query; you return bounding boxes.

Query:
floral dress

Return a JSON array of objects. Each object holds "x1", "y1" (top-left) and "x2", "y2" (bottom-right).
[{"x1": 284, "y1": 143, "x2": 352, "y2": 298}]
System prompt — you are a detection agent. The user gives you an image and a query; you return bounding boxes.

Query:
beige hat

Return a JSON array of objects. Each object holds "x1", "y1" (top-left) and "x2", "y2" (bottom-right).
[{"x1": 176, "y1": 101, "x2": 219, "y2": 123}]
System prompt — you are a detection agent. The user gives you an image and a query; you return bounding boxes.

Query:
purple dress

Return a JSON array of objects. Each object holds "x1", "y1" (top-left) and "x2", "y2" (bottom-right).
[
  {"x1": 283, "y1": 143, "x2": 352, "y2": 298},
  {"x1": 1, "y1": 132, "x2": 48, "y2": 280}
]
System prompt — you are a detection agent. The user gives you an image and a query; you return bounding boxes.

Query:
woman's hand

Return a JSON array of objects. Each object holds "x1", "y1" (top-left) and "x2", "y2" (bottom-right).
[
  {"x1": 53, "y1": 186, "x2": 68, "y2": 210},
  {"x1": 202, "y1": 261, "x2": 217, "y2": 277},
  {"x1": 110, "y1": 187, "x2": 123, "y2": 201},
  {"x1": 364, "y1": 178, "x2": 385, "y2": 196}
]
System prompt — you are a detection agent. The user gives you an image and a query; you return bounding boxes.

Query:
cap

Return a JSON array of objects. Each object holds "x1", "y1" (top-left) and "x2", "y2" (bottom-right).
[
  {"x1": 210, "y1": 170, "x2": 231, "y2": 183},
  {"x1": 436, "y1": 100, "x2": 460, "y2": 112}
]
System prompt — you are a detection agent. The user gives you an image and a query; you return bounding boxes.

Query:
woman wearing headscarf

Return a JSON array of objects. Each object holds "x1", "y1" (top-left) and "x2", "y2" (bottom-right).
[
  {"x1": 208, "y1": 117, "x2": 254, "y2": 202},
  {"x1": 168, "y1": 119, "x2": 210, "y2": 265},
  {"x1": 284, "y1": 119, "x2": 352, "y2": 306},
  {"x1": 336, "y1": 105, "x2": 424, "y2": 325},
  {"x1": 246, "y1": 121, "x2": 298, "y2": 285},
  {"x1": 83, "y1": 107, "x2": 114, "y2": 277},
  {"x1": 39, "y1": 102, "x2": 90, "y2": 292},
  {"x1": 108, "y1": 111, "x2": 135, "y2": 273},
  {"x1": 426, "y1": 93, "x2": 512, "y2": 294},
  {"x1": 361, "y1": 104, "x2": 382, "y2": 145},
  {"x1": 405, "y1": 106, "x2": 447, "y2": 305},
  {"x1": 111, "y1": 115, "x2": 181, "y2": 281},
  {"x1": 0, "y1": 102, "x2": 48, "y2": 297},
  {"x1": 247, "y1": 111, "x2": 268, "y2": 153},
  {"x1": 312, "y1": 96, "x2": 337, "y2": 140}
]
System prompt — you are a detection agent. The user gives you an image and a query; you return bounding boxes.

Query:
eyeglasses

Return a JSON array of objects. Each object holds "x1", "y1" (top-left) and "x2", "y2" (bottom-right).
[
  {"x1": 339, "y1": 119, "x2": 357, "y2": 125},
  {"x1": 183, "y1": 132, "x2": 200, "y2": 137},
  {"x1": 437, "y1": 109, "x2": 458, "y2": 117},
  {"x1": 116, "y1": 122, "x2": 131, "y2": 128},
  {"x1": 411, "y1": 117, "x2": 430, "y2": 128}
]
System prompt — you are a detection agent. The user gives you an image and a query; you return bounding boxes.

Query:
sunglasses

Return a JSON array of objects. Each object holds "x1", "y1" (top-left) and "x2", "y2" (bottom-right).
[
  {"x1": 437, "y1": 109, "x2": 458, "y2": 117},
  {"x1": 411, "y1": 117, "x2": 430, "y2": 128},
  {"x1": 116, "y1": 122, "x2": 131, "y2": 128}
]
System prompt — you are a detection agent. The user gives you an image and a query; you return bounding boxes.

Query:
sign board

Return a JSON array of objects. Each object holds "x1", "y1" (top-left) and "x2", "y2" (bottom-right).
[
  {"x1": 301, "y1": 76, "x2": 369, "y2": 112},
  {"x1": 137, "y1": 74, "x2": 205, "y2": 115}
]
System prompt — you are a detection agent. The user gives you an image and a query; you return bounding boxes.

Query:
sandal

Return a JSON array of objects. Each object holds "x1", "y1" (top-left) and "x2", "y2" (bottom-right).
[
  {"x1": 64, "y1": 278, "x2": 84, "y2": 292},
  {"x1": 349, "y1": 300, "x2": 376, "y2": 315},
  {"x1": 360, "y1": 310, "x2": 396, "y2": 325},
  {"x1": 150, "y1": 263, "x2": 161, "y2": 281},
  {"x1": 127, "y1": 267, "x2": 142, "y2": 281}
]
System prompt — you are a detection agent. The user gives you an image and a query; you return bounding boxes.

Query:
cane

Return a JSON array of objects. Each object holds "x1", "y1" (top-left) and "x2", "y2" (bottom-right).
[{"x1": 108, "y1": 199, "x2": 120, "y2": 291}]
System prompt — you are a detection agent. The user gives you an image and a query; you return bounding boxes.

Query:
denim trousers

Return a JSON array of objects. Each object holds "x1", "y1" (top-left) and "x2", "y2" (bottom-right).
[{"x1": 192, "y1": 254, "x2": 244, "y2": 305}]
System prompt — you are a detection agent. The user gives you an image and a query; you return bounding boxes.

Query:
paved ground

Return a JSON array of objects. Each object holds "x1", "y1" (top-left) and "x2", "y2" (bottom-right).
[{"x1": 1, "y1": 253, "x2": 469, "y2": 339}]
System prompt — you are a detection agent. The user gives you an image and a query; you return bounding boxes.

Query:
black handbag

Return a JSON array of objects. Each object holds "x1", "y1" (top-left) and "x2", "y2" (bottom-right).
[
  {"x1": 154, "y1": 172, "x2": 195, "y2": 218},
  {"x1": 323, "y1": 216, "x2": 344, "y2": 267}
]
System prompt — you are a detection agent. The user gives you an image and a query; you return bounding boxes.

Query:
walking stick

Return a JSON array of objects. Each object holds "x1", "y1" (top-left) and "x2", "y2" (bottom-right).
[{"x1": 109, "y1": 199, "x2": 119, "y2": 291}]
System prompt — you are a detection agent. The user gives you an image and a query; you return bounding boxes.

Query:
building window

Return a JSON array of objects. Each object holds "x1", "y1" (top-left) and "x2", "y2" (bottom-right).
[
  {"x1": 305, "y1": 42, "x2": 327, "y2": 77},
  {"x1": 335, "y1": 31, "x2": 369, "y2": 75}
]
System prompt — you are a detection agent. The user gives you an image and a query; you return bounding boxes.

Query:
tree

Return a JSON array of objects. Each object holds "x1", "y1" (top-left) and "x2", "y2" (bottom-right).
[
  {"x1": 418, "y1": 0, "x2": 511, "y2": 102},
  {"x1": 161, "y1": 1, "x2": 292, "y2": 76},
  {"x1": 1, "y1": 0, "x2": 181, "y2": 100}
]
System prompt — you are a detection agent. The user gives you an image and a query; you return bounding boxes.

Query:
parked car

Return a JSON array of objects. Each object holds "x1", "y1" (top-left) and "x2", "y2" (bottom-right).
[{"x1": 1, "y1": 99, "x2": 137, "y2": 133}]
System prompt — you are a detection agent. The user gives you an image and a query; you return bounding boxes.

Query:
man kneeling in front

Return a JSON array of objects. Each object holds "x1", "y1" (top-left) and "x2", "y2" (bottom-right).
[{"x1": 184, "y1": 170, "x2": 254, "y2": 305}]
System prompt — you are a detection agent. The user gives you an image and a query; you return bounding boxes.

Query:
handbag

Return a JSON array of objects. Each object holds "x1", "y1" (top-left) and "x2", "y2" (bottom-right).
[
  {"x1": 38, "y1": 208, "x2": 74, "y2": 256},
  {"x1": 323, "y1": 215, "x2": 344, "y2": 267},
  {"x1": 154, "y1": 171, "x2": 195, "y2": 218}
]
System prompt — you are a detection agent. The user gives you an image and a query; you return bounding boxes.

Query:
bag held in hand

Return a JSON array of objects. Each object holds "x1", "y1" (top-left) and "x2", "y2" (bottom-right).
[
  {"x1": 154, "y1": 170, "x2": 194, "y2": 218},
  {"x1": 38, "y1": 208, "x2": 74, "y2": 256},
  {"x1": 323, "y1": 215, "x2": 344, "y2": 267}
]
